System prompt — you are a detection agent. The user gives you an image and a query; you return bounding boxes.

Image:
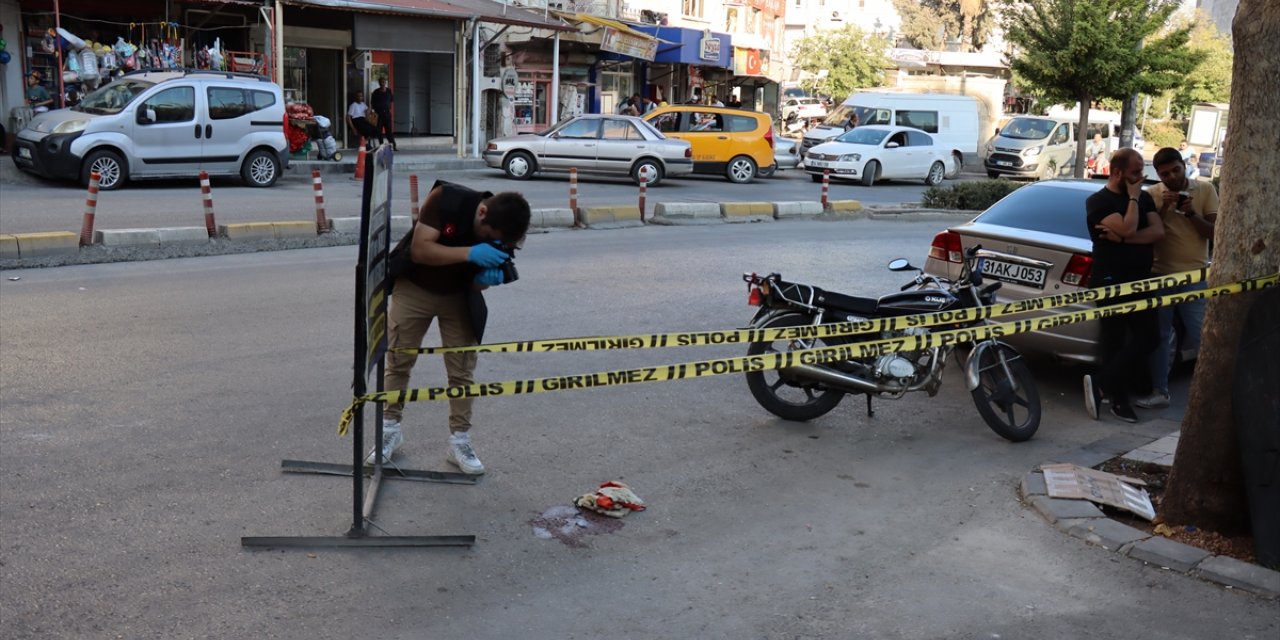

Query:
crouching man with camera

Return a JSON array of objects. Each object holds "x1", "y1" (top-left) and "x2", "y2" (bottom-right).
[{"x1": 371, "y1": 181, "x2": 531, "y2": 474}]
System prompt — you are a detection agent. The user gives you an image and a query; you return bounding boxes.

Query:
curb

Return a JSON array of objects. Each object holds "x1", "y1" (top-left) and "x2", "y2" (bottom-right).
[{"x1": 1019, "y1": 436, "x2": 1280, "y2": 598}]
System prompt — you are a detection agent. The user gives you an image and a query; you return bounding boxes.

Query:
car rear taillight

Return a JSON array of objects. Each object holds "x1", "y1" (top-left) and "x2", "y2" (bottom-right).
[
  {"x1": 1062, "y1": 254, "x2": 1093, "y2": 286},
  {"x1": 685, "y1": 147, "x2": 692, "y2": 158},
  {"x1": 928, "y1": 231, "x2": 963, "y2": 263},
  {"x1": 764, "y1": 126, "x2": 774, "y2": 149}
]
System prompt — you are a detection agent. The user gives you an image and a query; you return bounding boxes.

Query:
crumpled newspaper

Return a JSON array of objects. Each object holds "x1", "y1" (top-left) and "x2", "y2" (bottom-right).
[{"x1": 573, "y1": 481, "x2": 646, "y2": 518}]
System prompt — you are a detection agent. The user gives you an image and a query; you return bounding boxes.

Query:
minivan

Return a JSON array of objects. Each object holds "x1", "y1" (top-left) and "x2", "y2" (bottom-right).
[
  {"x1": 644, "y1": 106, "x2": 775, "y2": 183},
  {"x1": 13, "y1": 69, "x2": 288, "y2": 190},
  {"x1": 801, "y1": 91, "x2": 980, "y2": 176}
]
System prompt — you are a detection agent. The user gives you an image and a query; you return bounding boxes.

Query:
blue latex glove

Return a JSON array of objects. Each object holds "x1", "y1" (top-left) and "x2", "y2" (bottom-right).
[
  {"x1": 467, "y1": 243, "x2": 510, "y2": 268},
  {"x1": 474, "y1": 268, "x2": 505, "y2": 287}
]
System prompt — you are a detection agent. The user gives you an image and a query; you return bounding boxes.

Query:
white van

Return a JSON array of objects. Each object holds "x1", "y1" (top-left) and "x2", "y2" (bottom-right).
[
  {"x1": 13, "y1": 69, "x2": 288, "y2": 190},
  {"x1": 1045, "y1": 104, "x2": 1143, "y2": 152},
  {"x1": 983, "y1": 109, "x2": 1143, "y2": 180},
  {"x1": 801, "y1": 91, "x2": 980, "y2": 176}
]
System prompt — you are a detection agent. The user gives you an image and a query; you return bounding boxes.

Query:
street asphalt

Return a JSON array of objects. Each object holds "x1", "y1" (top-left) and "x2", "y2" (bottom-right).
[{"x1": 2, "y1": 220, "x2": 1275, "y2": 639}]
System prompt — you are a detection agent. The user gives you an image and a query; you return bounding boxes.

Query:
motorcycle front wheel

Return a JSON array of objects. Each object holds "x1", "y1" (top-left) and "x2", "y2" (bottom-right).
[
  {"x1": 969, "y1": 346, "x2": 1041, "y2": 442},
  {"x1": 745, "y1": 312, "x2": 845, "y2": 421}
]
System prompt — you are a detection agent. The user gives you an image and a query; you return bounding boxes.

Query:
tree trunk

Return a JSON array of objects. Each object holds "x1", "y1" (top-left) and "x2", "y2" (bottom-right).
[
  {"x1": 1074, "y1": 92, "x2": 1091, "y2": 178},
  {"x1": 1161, "y1": 0, "x2": 1280, "y2": 533}
]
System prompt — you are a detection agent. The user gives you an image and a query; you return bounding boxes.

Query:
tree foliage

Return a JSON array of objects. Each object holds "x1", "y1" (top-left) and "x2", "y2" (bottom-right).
[
  {"x1": 1001, "y1": 0, "x2": 1199, "y2": 176},
  {"x1": 892, "y1": 0, "x2": 996, "y2": 51},
  {"x1": 789, "y1": 25, "x2": 890, "y2": 99},
  {"x1": 1155, "y1": 13, "x2": 1233, "y2": 117}
]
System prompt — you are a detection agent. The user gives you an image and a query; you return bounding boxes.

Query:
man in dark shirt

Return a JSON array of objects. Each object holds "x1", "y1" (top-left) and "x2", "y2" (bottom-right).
[
  {"x1": 370, "y1": 78, "x2": 397, "y2": 151},
  {"x1": 1082, "y1": 148, "x2": 1165, "y2": 423},
  {"x1": 369, "y1": 183, "x2": 531, "y2": 474}
]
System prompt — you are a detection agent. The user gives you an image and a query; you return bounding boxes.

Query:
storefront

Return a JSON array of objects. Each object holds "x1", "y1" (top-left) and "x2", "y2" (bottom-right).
[{"x1": 628, "y1": 24, "x2": 732, "y2": 105}]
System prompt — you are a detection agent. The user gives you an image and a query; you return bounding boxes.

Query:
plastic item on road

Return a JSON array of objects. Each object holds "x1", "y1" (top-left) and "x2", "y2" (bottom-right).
[{"x1": 573, "y1": 481, "x2": 646, "y2": 518}]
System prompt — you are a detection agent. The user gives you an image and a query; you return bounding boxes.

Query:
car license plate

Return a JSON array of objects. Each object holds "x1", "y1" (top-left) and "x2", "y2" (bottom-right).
[
  {"x1": 18, "y1": 147, "x2": 31, "y2": 160},
  {"x1": 996, "y1": 160, "x2": 1012, "y2": 166},
  {"x1": 979, "y1": 258, "x2": 1047, "y2": 289},
  {"x1": 808, "y1": 160, "x2": 827, "y2": 168}
]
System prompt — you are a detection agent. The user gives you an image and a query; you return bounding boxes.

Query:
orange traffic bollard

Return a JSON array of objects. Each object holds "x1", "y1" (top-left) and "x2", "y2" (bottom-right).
[
  {"x1": 638, "y1": 175, "x2": 648, "y2": 222},
  {"x1": 79, "y1": 171, "x2": 100, "y2": 247},
  {"x1": 821, "y1": 168, "x2": 830, "y2": 209},
  {"x1": 313, "y1": 170, "x2": 328, "y2": 233},
  {"x1": 409, "y1": 174, "x2": 420, "y2": 221},
  {"x1": 200, "y1": 171, "x2": 217, "y2": 237},
  {"x1": 353, "y1": 137, "x2": 367, "y2": 181}
]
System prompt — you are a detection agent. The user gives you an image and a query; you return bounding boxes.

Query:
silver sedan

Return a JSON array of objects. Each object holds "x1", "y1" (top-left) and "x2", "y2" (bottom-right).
[{"x1": 483, "y1": 114, "x2": 693, "y2": 186}]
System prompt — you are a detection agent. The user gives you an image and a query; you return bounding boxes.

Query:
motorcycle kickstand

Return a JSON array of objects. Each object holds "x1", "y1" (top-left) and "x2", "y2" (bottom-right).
[{"x1": 865, "y1": 393, "x2": 874, "y2": 417}]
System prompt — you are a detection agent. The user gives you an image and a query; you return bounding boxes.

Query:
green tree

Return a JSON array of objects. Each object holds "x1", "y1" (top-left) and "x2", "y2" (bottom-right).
[
  {"x1": 789, "y1": 26, "x2": 890, "y2": 99},
  {"x1": 893, "y1": 0, "x2": 995, "y2": 51},
  {"x1": 1160, "y1": 13, "x2": 1233, "y2": 117},
  {"x1": 1001, "y1": 0, "x2": 1198, "y2": 177}
]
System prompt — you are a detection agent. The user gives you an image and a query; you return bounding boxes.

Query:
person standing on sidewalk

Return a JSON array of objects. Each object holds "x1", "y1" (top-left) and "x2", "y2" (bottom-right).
[
  {"x1": 1133, "y1": 147, "x2": 1217, "y2": 409},
  {"x1": 1083, "y1": 148, "x2": 1165, "y2": 423},
  {"x1": 346, "y1": 91, "x2": 377, "y2": 144},
  {"x1": 370, "y1": 77, "x2": 398, "y2": 152},
  {"x1": 369, "y1": 182, "x2": 531, "y2": 474}
]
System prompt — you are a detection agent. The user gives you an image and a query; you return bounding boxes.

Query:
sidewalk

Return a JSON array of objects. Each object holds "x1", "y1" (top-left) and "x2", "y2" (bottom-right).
[
  {"x1": 1021, "y1": 425, "x2": 1280, "y2": 597},
  {"x1": 285, "y1": 134, "x2": 487, "y2": 178}
]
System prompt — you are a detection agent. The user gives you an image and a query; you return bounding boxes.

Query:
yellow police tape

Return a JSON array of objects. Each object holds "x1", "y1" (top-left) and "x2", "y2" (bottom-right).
[
  {"x1": 399, "y1": 268, "x2": 1210, "y2": 356},
  {"x1": 338, "y1": 272, "x2": 1275, "y2": 435}
]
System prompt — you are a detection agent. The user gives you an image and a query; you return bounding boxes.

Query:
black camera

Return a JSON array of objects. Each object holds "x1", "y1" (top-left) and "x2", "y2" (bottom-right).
[{"x1": 492, "y1": 240, "x2": 519, "y2": 284}]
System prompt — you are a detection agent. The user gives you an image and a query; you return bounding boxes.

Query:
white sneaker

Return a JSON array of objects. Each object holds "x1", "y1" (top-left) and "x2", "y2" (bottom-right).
[
  {"x1": 1135, "y1": 392, "x2": 1170, "y2": 409},
  {"x1": 446, "y1": 433, "x2": 485, "y2": 475},
  {"x1": 364, "y1": 421, "x2": 403, "y2": 466}
]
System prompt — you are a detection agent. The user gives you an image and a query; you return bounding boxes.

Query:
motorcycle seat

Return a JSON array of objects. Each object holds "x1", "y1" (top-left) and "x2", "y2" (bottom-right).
[{"x1": 814, "y1": 290, "x2": 878, "y2": 316}]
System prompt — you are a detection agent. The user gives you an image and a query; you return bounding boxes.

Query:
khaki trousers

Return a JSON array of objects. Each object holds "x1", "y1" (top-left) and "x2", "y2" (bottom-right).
[{"x1": 382, "y1": 278, "x2": 477, "y2": 432}]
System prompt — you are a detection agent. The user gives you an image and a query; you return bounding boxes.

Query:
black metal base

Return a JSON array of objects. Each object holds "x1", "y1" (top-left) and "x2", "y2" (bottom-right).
[
  {"x1": 241, "y1": 534, "x2": 475, "y2": 548},
  {"x1": 281, "y1": 459, "x2": 479, "y2": 485}
]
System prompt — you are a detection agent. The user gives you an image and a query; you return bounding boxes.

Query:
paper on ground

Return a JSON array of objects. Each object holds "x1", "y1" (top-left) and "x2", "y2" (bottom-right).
[{"x1": 1041, "y1": 463, "x2": 1157, "y2": 521}]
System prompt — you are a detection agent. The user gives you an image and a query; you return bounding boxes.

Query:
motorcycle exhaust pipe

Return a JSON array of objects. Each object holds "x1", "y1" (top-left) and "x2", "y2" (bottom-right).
[{"x1": 785, "y1": 363, "x2": 881, "y2": 394}]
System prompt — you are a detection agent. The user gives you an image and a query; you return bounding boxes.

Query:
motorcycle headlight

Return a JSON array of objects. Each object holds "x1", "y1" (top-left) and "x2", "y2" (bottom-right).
[
  {"x1": 1023, "y1": 145, "x2": 1043, "y2": 157},
  {"x1": 838, "y1": 154, "x2": 860, "y2": 162},
  {"x1": 52, "y1": 119, "x2": 89, "y2": 135}
]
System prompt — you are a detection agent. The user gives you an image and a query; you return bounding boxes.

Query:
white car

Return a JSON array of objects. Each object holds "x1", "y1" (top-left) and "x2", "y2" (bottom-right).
[
  {"x1": 803, "y1": 125, "x2": 955, "y2": 186},
  {"x1": 780, "y1": 98, "x2": 827, "y2": 121}
]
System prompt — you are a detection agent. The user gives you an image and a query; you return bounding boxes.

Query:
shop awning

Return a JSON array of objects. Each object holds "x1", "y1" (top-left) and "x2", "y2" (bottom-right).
[
  {"x1": 282, "y1": 0, "x2": 575, "y2": 31},
  {"x1": 548, "y1": 11, "x2": 665, "y2": 62}
]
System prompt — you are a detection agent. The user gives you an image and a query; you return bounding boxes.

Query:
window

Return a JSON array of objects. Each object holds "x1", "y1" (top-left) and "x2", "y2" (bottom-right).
[
  {"x1": 974, "y1": 185, "x2": 1091, "y2": 239},
  {"x1": 141, "y1": 86, "x2": 195, "y2": 123},
  {"x1": 863, "y1": 108, "x2": 892, "y2": 125},
  {"x1": 556, "y1": 118, "x2": 601, "y2": 139},
  {"x1": 650, "y1": 112, "x2": 682, "y2": 133},
  {"x1": 895, "y1": 110, "x2": 938, "y2": 133},
  {"x1": 689, "y1": 112, "x2": 723, "y2": 132},
  {"x1": 723, "y1": 114, "x2": 759, "y2": 133},
  {"x1": 886, "y1": 132, "x2": 909, "y2": 147},
  {"x1": 1050, "y1": 124, "x2": 1070, "y2": 145},
  {"x1": 906, "y1": 130, "x2": 935, "y2": 147},
  {"x1": 251, "y1": 90, "x2": 277, "y2": 111},
  {"x1": 602, "y1": 119, "x2": 642, "y2": 140},
  {"x1": 207, "y1": 87, "x2": 250, "y2": 120},
  {"x1": 682, "y1": 0, "x2": 703, "y2": 18}
]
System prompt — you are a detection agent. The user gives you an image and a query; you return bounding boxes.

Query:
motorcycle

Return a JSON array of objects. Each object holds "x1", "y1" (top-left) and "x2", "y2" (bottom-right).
[{"x1": 740, "y1": 246, "x2": 1042, "y2": 442}]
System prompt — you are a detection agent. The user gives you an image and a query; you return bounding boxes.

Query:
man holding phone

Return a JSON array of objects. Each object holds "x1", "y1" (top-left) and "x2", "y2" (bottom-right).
[{"x1": 1134, "y1": 147, "x2": 1217, "y2": 408}]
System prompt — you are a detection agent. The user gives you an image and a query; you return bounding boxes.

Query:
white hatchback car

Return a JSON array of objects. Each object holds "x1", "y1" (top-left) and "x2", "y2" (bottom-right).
[{"x1": 803, "y1": 125, "x2": 955, "y2": 186}]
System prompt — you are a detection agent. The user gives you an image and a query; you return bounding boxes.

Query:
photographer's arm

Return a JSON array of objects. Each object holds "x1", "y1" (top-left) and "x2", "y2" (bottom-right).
[{"x1": 409, "y1": 222, "x2": 470, "y2": 266}]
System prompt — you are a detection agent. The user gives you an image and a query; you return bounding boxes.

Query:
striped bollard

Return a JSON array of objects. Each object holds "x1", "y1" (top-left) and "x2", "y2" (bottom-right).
[
  {"x1": 569, "y1": 168, "x2": 579, "y2": 226},
  {"x1": 638, "y1": 175, "x2": 648, "y2": 222},
  {"x1": 409, "y1": 174, "x2": 420, "y2": 221},
  {"x1": 353, "y1": 138, "x2": 367, "y2": 181},
  {"x1": 200, "y1": 171, "x2": 217, "y2": 237},
  {"x1": 312, "y1": 170, "x2": 327, "y2": 233},
  {"x1": 821, "y1": 168, "x2": 830, "y2": 210},
  {"x1": 79, "y1": 171, "x2": 100, "y2": 247}
]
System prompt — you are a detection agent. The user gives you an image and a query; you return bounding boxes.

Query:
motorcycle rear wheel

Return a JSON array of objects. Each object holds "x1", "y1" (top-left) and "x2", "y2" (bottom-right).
[
  {"x1": 969, "y1": 347, "x2": 1041, "y2": 442},
  {"x1": 745, "y1": 313, "x2": 845, "y2": 421}
]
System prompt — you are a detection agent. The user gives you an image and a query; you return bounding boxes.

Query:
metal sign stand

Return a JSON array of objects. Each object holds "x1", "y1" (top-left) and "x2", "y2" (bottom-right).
[{"x1": 242, "y1": 147, "x2": 476, "y2": 549}]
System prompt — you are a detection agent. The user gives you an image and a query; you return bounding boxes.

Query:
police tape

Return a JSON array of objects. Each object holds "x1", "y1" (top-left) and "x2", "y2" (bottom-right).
[
  {"x1": 337, "y1": 272, "x2": 1275, "y2": 435},
  {"x1": 399, "y1": 268, "x2": 1210, "y2": 356}
]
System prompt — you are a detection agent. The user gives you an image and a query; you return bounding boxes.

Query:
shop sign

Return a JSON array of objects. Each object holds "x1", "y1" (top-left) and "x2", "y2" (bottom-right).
[
  {"x1": 732, "y1": 48, "x2": 767, "y2": 77},
  {"x1": 699, "y1": 34, "x2": 722, "y2": 62},
  {"x1": 500, "y1": 67, "x2": 519, "y2": 99},
  {"x1": 601, "y1": 27, "x2": 658, "y2": 61}
]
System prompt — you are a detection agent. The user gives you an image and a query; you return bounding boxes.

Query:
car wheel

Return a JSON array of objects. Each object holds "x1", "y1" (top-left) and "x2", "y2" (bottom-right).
[
  {"x1": 241, "y1": 149, "x2": 280, "y2": 188},
  {"x1": 925, "y1": 161, "x2": 945, "y2": 186},
  {"x1": 948, "y1": 152, "x2": 963, "y2": 178},
  {"x1": 861, "y1": 160, "x2": 879, "y2": 187},
  {"x1": 81, "y1": 149, "x2": 126, "y2": 190},
  {"x1": 810, "y1": 173, "x2": 824, "y2": 183},
  {"x1": 632, "y1": 158, "x2": 663, "y2": 187},
  {"x1": 987, "y1": 171, "x2": 1000, "y2": 179},
  {"x1": 503, "y1": 151, "x2": 535, "y2": 180},
  {"x1": 726, "y1": 155, "x2": 757, "y2": 184}
]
